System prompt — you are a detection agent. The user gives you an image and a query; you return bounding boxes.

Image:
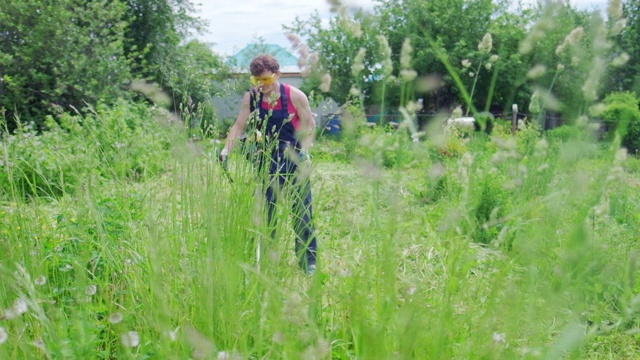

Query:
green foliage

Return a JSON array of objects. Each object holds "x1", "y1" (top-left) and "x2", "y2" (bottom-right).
[
  {"x1": 3, "y1": 1, "x2": 640, "y2": 358},
  {"x1": 475, "y1": 111, "x2": 495, "y2": 133},
  {"x1": 0, "y1": 0, "x2": 131, "y2": 131},
  {"x1": 285, "y1": 11, "x2": 380, "y2": 106},
  {"x1": 0, "y1": 101, "x2": 177, "y2": 198},
  {"x1": 601, "y1": 91, "x2": 640, "y2": 153},
  {"x1": 546, "y1": 124, "x2": 584, "y2": 142},
  {"x1": 0, "y1": 0, "x2": 224, "y2": 132},
  {"x1": 610, "y1": 0, "x2": 640, "y2": 95},
  {"x1": 355, "y1": 126, "x2": 416, "y2": 169}
]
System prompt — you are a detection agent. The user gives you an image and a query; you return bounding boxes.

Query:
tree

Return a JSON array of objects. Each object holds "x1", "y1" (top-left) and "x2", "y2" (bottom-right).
[
  {"x1": 609, "y1": 0, "x2": 640, "y2": 95},
  {"x1": 0, "y1": 0, "x2": 131, "y2": 130},
  {"x1": 0, "y1": 0, "x2": 224, "y2": 131},
  {"x1": 285, "y1": 10, "x2": 381, "y2": 107}
]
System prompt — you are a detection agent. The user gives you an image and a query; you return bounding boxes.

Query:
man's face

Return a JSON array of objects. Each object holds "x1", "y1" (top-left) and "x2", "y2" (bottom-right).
[{"x1": 251, "y1": 71, "x2": 279, "y2": 93}]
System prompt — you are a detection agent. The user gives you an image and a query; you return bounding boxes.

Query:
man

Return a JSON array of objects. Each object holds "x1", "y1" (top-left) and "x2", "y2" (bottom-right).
[{"x1": 219, "y1": 54, "x2": 318, "y2": 275}]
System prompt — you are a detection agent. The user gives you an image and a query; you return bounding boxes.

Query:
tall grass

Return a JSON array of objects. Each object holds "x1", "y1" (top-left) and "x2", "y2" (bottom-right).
[{"x1": 2, "y1": 1, "x2": 640, "y2": 359}]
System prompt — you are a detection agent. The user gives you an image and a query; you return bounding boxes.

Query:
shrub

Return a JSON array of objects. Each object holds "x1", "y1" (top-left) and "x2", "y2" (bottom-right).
[
  {"x1": 546, "y1": 124, "x2": 583, "y2": 143},
  {"x1": 474, "y1": 111, "x2": 495, "y2": 134},
  {"x1": 601, "y1": 91, "x2": 640, "y2": 154}
]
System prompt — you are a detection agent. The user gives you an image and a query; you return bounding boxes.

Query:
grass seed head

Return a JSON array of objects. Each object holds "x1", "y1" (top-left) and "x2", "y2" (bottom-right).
[
  {"x1": 478, "y1": 33, "x2": 493, "y2": 54},
  {"x1": 0, "y1": 326, "x2": 7, "y2": 345},
  {"x1": 109, "y1": 312, "x2": 123, "y2": 324},
  {"x1": 319, "y1": 74, "x2": 332, "y2": 93},
  {"x1": 608, "y1": 0, "x2": 623, "y2": 19},
  {"x1": 400, "y1": 38, "x2": 413, "y2": 69},
  {"x1": 527, "y1": 64, "x2": 547, "y2": 79},
  {"x1": 121, "y1": 331, "x2": 140, "y2": 347}
]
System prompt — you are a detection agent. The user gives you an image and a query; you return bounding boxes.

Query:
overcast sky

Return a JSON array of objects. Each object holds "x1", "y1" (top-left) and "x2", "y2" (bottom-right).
[{"x1": 195, "y1": 0, "x2": 608, "y2": 57}]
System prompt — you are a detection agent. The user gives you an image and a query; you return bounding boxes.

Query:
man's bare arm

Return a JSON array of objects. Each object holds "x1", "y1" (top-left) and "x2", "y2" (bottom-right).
[
  {"x1": 221, "y1": 92, "x2": 252, "y2": 157},
  {"x1": 291, "y1": 88, "x2": 316, "y2": 152}
]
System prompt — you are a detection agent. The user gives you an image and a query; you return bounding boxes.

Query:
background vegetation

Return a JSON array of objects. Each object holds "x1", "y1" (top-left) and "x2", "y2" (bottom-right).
[{"x1": 2, "y1": 0, "x2": 640, "y2": 358}]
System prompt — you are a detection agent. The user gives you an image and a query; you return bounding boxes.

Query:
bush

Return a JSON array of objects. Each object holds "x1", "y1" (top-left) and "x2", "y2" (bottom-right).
[
  {"x1": 474, "y1": 111, "x2": 495, "y2": 134},
  {"x1": 546, "y1": 124, "x2": 583, "y2": 142},
  {"x1": 601, "y1": 91, "x2": 640, "y2": 154}
]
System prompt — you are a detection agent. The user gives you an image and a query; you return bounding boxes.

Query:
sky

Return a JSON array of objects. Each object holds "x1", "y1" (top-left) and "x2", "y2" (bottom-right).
[{"x1": 195, "y1": 0, "x2": 608, "y2": 57}]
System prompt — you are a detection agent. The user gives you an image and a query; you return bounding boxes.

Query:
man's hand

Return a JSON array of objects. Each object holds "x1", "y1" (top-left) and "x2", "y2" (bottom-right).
[
  {"x1": 299, "y1": 150, "x2": 311, "y2": 163},
  {"x1": 219, "y1": 148, "x2": 229, "y2": 163}
]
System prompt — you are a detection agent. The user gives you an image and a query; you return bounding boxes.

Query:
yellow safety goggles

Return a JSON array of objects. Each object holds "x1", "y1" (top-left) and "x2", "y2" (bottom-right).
[{"x1": 250, "y1": 74, "x2": 276, "y2": 86}]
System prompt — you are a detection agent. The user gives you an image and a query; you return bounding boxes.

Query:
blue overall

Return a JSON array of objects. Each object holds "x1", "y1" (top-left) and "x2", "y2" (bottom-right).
[{"x1": 251, "y1": 84, "x2": 317, "y2": 269}]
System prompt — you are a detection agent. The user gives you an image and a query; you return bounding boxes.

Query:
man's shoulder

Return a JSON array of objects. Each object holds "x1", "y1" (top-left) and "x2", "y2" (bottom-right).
[{"x1": 284, "y1": 83, "x2": 307, "y2": 99}]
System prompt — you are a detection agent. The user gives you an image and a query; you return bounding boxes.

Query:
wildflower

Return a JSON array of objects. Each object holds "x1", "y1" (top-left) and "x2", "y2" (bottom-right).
[
  {"x1": 611, "y1": 53, "x2": 630, "y2": 67},
  {"x1": 468, "y1": 72, "x2": 475, "y2": 77},
  {"x1": 349, "y1": 86, "x2": 361, "y2": 96},
  {"x1": 109, "y1": 312, "x2": 123, "y2": 324},
  {"x1": 556, "y1": 27, "x2": 585, "y2": 55},
  {"x1": 478, "y1": 33, "x2": 493, "y2": 54},
  {"x1": 493, "y1": 332, "x2": 506, "y2": 344},
  {"x1": 527, "y1": 64, "x2": 547, "y2": 79},
  {"x1": 4, "y1": 297, "x2": 28, "y2": 319},
  {"x1": 485, "y1": 63, "x2": 492, "y2": 71},
  {"x1": 121, "y1": 331, "x2": 140, "y2": 347},
  {"x1": 60, "y1": 264, "x2": 73, "y2": 272},
  {"x1": 400, "y1": 38, "x2": 413, "y2": 69},
  {"x1": 557, "y1": 63, "x2": 565, "y2": 72},
  {"x1": 400, "y1": 69, "x2": 417, "y2": 82},
  {"x1": 489, "y1": 54, "x2": 499, "y2": 62},
  {"x1": 86, "y1": 285, "x2": 97, "y2": 296},
  {"x1": 0, "y1": 326, "x2": 7, "y2": 345},
  {"x1": 461, "y1": 59, "x2": 472, "y2": 68},
  {"x1": 351, "y1": 48, "x2": 366, "y2": 77},
  {"x1": 319, "y1": 73, "x2": 332, "y2": 93},
  {"x1": 13, "y1": 298, "x2": 28, "y2": 315}
]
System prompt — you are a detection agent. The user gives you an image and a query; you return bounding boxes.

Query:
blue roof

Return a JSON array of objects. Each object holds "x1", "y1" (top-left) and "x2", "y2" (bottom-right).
[{"x1": 225, "y1": 44, "x2": 299, "y2": 71}]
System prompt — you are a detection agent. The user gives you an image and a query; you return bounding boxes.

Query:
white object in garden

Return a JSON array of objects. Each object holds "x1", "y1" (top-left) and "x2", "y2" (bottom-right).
[{"x1": 447, "y1": 117, "x2": 476, "y2": 132}]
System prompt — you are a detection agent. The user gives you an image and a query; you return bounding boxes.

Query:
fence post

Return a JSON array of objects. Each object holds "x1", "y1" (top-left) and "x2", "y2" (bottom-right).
[{"x1": 511, "y1": 104, "x2": 518, "y2": 135}]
